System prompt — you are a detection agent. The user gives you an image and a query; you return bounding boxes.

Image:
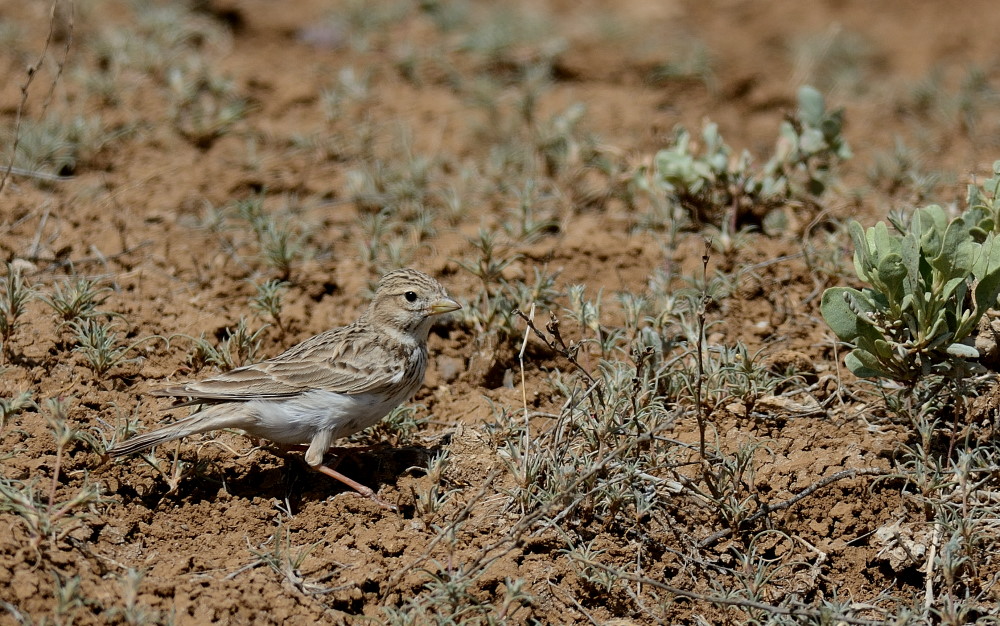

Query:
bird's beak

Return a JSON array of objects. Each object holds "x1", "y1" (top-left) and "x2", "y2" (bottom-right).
[{"x1": 429, "y1": 297, "x2": 462, "y2": 315}]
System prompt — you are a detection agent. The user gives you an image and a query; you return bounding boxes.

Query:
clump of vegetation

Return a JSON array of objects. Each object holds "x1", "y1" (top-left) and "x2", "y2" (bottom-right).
[
  {"x1": 0, "y1": 263, "x2": 35, "y2": 363},
  {"x1": 167, "y1": 60, "x2": 251, "y2": 149},
  {"x1": 0, "y1": 390, "x2": 35, "y2": 430},
  {"x1": 822, "y1": 204, "x2": 1000, "y2": 383},
  {"x1": 42, "y1": 274, "x2": 112, "y2": 323},
  {"x1": 2, "y1": 113, "x2": 123, "y2": 178},
  {"x1": 635, "y1": 85, "x2": 851, "y2": 224},
  {"x1": 183, "y1": 316, "x2": 269, "y2": 372}
]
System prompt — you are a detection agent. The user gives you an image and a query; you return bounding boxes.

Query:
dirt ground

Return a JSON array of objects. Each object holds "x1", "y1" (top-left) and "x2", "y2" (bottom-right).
[{"x1": 3, "y1": 0, "x2": 1000, "y2": 623}]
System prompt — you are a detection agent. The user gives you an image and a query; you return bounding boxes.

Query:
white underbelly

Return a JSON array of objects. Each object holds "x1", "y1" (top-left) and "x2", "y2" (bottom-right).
[{"x1": 241, "y1": 387, "x2": 414, "y2": 444}]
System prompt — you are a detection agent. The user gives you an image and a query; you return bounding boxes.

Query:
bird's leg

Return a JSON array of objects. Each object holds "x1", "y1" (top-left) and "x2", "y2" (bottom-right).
[
  {"x1": 315, "y1": 463, "x2": 396, "y2": 511},
  {"x1": 282, "y1": 443, "x2": 381, "y2": 458},
  {"x1": 303, "y1": 431, "x2": 395, "y2": 509}
]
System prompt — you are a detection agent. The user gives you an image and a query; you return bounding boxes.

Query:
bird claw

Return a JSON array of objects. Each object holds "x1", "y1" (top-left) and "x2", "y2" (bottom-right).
[{"x1": 316, "y1": 462, "x2": 396, "y2": 511}]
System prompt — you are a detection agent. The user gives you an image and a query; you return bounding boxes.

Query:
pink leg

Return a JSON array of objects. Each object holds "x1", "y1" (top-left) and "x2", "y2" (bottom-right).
[{"x1": 315, "y1": 463, "x2": 396, "y2": 511}]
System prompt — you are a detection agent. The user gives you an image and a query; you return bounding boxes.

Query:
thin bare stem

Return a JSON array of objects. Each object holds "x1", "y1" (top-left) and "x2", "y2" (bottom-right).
[
  {"x1": 0, "y1": 0, "x2": 74, "y2": 195},
  {"x1": 695, "y1": 241, "x2": 719, "y2": 500},
  {"x1": 697, "y1": 467, "x2": 889, "y2": 547}
]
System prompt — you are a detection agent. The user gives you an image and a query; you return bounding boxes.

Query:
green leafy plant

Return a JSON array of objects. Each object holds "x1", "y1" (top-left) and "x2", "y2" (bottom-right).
[
  {"x1": 167, "y1": 60, "x2": 250, "y2": 149},
  {"x1": 3, "y1": 113, "x2": 123, "y2": 178},
  {"x1": 249, "y1": 278, "x2": 288, "y2": 332},
  {"x1": 966, "y1": 159, "x2": 1000, "y2": 232},
  {"x1": 0, "y1": 262, "x2": 35, "y2": 362},
  {"x1": 636, "y1": 85, "x2": 851, "y2": 222},
  {"x1": 42, "y1": 274, "x2": 112, "y2": 322},
  {"x1": 184, "y1": 316, "x2": 269, "y2": 371},
  {"x1": 821, "y1": 204, "x2": 1000, "y2": 382},
  {"x1": 0, "y1": 398, "x2": 106, "y2": 559},
  {"x1": 70, "y1": 319, "x2": 160, "y2": 376},
  {"x1": 1, "y1": 390, "x2": 34, "y2": 430},
  {"x1": 234, "y1": 194, "x2": 311, "y2": 281}
]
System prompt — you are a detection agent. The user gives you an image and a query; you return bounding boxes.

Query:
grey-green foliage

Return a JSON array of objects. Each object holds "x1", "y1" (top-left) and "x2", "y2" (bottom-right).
[
  {"x1": 637, "y1": 85, "x2": 851, "y2": 217},
  {"x1": 43, "y1": 275, "x2": 112, "y2": 322},
  {"x1": 5, "y1": 114, "x2": 118, "y2": 177},
  {"x1": 767, "y1": 84, "x2": 852, "y2": 196},
  {"x1": 966, "y1": 159, "x2": 1000, "y2": 234},
  {"x1": 1, "y1": 391, "x2": 34, "y2": 429},
  {"x1": 70, "y1": 319, "x2": 160, "y2": 376},
  {"x1": 821, "y1": 205, "x2": 1000, "y2": 382},
  {"x1": 0, "y1": 263, "x2": 34, "y2": 358}
]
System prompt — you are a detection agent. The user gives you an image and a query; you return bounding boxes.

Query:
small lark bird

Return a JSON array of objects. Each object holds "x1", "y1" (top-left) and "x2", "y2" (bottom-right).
[{"x1": 108, "y1": 269, "x2": 461, "y2": 506}]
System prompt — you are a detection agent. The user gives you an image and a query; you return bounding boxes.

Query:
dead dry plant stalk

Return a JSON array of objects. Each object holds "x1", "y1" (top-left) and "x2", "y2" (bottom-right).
[
  {"x1": 513, "y1": 309, "x2": 604, "y2": 409},
  {"x1": 518, "y1": 303, "x2": 534, "y2": 483},
  {"x1": 0, "y1": 0, "x2": 74, "y2": 195},
  {"x1": 573, "y1": 558, "x2": 887, "y2": 625},
  {"x1": 694, "y1": 241, "x2": 720, "y2": 501},
  {"x1": 697, "y1": 466, "x2": 889, "y2": 547}
]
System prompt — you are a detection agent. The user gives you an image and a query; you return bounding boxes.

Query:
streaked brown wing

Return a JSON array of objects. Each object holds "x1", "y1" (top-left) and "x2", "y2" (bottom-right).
[{"x1": 153, "y1": 326, "x2": 406, "y2": 403}]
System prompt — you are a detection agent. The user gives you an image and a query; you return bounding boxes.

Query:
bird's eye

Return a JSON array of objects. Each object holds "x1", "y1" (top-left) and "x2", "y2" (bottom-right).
[{"x1": 404, "y1": 291, "x2": 418, "y2": 302}]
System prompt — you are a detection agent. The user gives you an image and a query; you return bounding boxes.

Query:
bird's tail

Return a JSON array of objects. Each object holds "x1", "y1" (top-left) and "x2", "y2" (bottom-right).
[{"x1": 107, "y1": 405, "x2": 244, "y2": 457}]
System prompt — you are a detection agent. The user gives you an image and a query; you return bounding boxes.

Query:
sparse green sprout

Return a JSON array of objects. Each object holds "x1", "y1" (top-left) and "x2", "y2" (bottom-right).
[
  {"x1": 235, "y1": 195, "x2": 310, "y2": 281},
  {"x1": 250, "y1": 279, "x2": 288, "y2": 331},
  {"x1": 70, "y1": 319, "x2": 161, "y2": 376},
  {"x1": 105, "y1": 568, "x2": 166, "y2": 625},
  {"x1": 966, "y1": 159, "x2": 1000, "y2": 235},
  {"x1": 185, "y1": 317, "x2": 268, "y2": 371},
  {"x1": 247, "y1": 520, "x2": 332, "y2": 595},
  {"x1": 0, "y1": 262, "x2": 35, "y2": 361},
  {"x1": 648, "y1": 40, "x2": 716, "y2": 89},
  {"x1": 413, "y1": 449, "x2": 457, "y2": 519},
  {"x1": 867, "y1": 137, "x2": 941, "y2": 201},
  {"x1": 704, "y1": 218, "x2": 755, "y2": 257},
  {"x1": 505, "y1": 267, "x2": 560, "y2": 313},
  {"x1": 320, "y1": 66, "x2": 372, "y2": 121},
  {"x1": 791, "y1": 27, "x2": 873, "y2": 95},
  {"x1": 718, "y1": 343, "x2": 781, "y2": 417},
  {"x1": 168, "y1": 60, "x2": 250, "y2": 148},
  {"x1": 71, "y1": 319, "x2": 129, "y2": 375},
  {"x1": 535, "y1": 102, "x2": 586, "y2": 176},
  {"x1": 43, "y1": 396, "x2": 76, "y2": 451},
  {"x1": 565, "y1": 285, "x2": 618, "y2": 355},
  {"x1": 259, "y1": 220, "x2": 305, "y2": 282},
  {"x1": 50, "y1": 572, "x2": 85, "y2": 624},
  {"x1": 0, "y1": 474, "x2": 106, "y2": 556},
  {"x1": 3, "y1": 114, "x2": 119, "y2": 178},
  {"x1": 821, "y1": 205, "x2": 1000, "y2": 382},
  {"x1": 1, "y1": 390, "x2": 35, "y2": 429},
  {"x1": 345, "y1": 154, "x2": 434, "y2": 215},
  {"x1": 457, "y1": 229, "x2": 520, "y2": 286},
  {"x1": 223, "y1": 193, "x2": 311, "y2": 281},
  {"x1": 354, "y1": 205, "x2": 428, "y2": 274},
  {"x1": 455, "y1": 231, "x2": 559, "y2": 340},
  {"x1": 43, "y1": 274, "x2": 112, "y2": 322},
  {"x1": 502, "y1": 180, "x2": 560, "y2": 244},
  {"x1": 562, "y1": 539, "x2": 616, "y2": 592}
]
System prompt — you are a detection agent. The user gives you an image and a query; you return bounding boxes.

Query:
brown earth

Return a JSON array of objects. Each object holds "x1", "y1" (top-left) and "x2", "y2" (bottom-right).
[{"x1": 2, "y1": 0, "x2": 1000, "y2": 623}]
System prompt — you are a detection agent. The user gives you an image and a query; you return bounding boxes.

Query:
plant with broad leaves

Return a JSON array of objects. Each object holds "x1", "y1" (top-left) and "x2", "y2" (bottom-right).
[
  {"x1": 821, "y1": 204, "x2": 1000, "y2": 383},
  {"x1": 763, "y1": 84, "x2": 852, "y2": 197},
  {"x1": 635, "y1": 85, "x2": 850, "y2": 222},
  {"x1": 966, "y1": 159, "x2": 1000, "y2": 235}
]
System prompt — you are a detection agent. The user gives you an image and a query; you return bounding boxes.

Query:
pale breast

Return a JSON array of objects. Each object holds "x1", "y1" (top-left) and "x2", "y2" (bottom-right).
[{"x1": 242, "y1": 343, "x2": 428, "y2": 444}]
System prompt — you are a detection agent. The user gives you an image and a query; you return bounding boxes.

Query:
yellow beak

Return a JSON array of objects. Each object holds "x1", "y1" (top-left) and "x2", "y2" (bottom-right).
[{"x1": 429, "y1": 297, "x2": 462, "y2": 315}]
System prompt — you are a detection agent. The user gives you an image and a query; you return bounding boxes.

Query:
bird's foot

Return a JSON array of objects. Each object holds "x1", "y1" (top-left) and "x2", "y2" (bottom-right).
[{"x1": 315, "y1": 463, "x2": 397, "y2": 511}]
